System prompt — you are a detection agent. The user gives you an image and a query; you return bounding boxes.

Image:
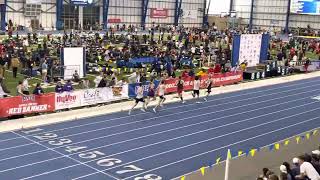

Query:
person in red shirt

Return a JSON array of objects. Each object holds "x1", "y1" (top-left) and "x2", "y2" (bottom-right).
[
  {"x1": 213, "y1": 64, "x2": 222, "y2": 73},
  {"x1": 290, "y1": 47, "x2": 296, "y2": 59},
  {"x1": 181, "y1": 70, "x2": 189, "y2": 79}
]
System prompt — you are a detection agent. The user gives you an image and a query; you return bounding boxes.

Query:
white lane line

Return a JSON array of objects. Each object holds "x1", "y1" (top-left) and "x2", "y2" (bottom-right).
[
  {"x1": 121, "y1": 116, "x2": 320, "y2": 180},
  {"x1": 11, "y1": 131, "x2": 120, "y2": 180},
  {"x1": 20, "y1": 102, "x2": 320, "y2": 180},
  {"x1": 0, "y1": 92, "x2": 313, "y2": 165},
  {"x1": 73, "y1": 106, "x2": 320, "y2": 180},
  {"x1": 21, "y1": 79, "x2": 320, "y2": 136},
  {"x1": 0, "y1": 143, "x2": 43, "y2": 152},
  {"x1": 0, "y1": 149, "x2": 50, "y2": 163},
  {"x1": 1, "y1": 85, "x2": 317, "y2": 156},
  {"x1": 0, "y1": 156, "x2": 65, "y2": 173}
]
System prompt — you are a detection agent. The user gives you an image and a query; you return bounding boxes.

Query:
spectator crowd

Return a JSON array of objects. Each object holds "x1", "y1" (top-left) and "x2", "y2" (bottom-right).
[{"x1": 257, "y1": 147, "x2": 320, "y2": 180}]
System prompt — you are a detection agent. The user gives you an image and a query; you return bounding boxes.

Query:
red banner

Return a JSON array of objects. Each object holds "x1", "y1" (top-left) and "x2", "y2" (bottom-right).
[
  {"x1": 108, "y1": 18, "x2": 121, "y2": 23},
  {"x1": 150, "y1": 8, "x2": 168, "y2": 18},
  {"x1": 164, "y1": 71, "x2": 243, "y2": 93},
  {"x1": 0, "y1": 93, "x2": 55, "y2": 118}
]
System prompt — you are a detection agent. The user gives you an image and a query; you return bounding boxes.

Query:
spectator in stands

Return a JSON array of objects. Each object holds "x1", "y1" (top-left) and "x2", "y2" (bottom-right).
[
  {"x1": 261, "y1": 168, "x2": 272, "y2": 180},
  {"x1": 240, "y1": 60, "x2": 247, "y2": 71},
  {"x1": 292, "y1": 158, "x2": 301, "y2": 179},
  {"x1": 33, "y1": 83, "x2": 44, "y2": 95},
  {"x1": 11, "y1": 54, "x2": 20, "y2": 78},
  {"x1": 312, "y1": 150, "x2": 320, "y2": 160},
  {"x1": 63, "y1": 80, "x2": 74, "y2": 92},
  {"x1": 55, "y1": 82, "x2": 64, "y2": 93},
  {"x1": 98, "y1": 75, "x2": 107, "y2": 88},
  {"x1": 311, "y1": 153, "x2": 320, "y2": 174},
  {"x1": 269, "y1": 174, "x2": 280, "y2": 180},
  {"x1": 225, "y1": 60, "x2": 232, "y2": 72},
  {"x1": 181, "y1": 70, "x2": 189, "y2": 78},
  {"x1": 188, "y1": 69, "x2": 195, "y2": 77},
  {"x1": 82, "y1": 78, "x2": 90, "y2": 89},
  {"x1": 108, "y1": 77, "x2": 116, "y2": 87},
  {"x1": 0, "y1": 78, "x2": 9, "y2": 98},
  {"x1": 72, "y1": 70, "x2": 80, "y2": 82},
  {"x1": 280, "y1": 164, "x2": 293, "y2": 180},
  {"x1": 22, "y1": 76, "x2": 30, "y2": 95},
  {"x1": 94, "y1": 72, "x2": 104, "y2": 88},
  {"x1": 296, "y1": 155, "x2": 320, "y2": 180},
  {"x1": 0, "y1": 54, "x2": 5, "y2": 79},
  {"x1": 16, "y1": 81, "x2": 24, "y2": 96},
  {"x1": 41, "y1": 60, "x2": 48, "y2": 83},
  {"x1": 283, "y1": 162, "x2": 296, "y2": 180}
]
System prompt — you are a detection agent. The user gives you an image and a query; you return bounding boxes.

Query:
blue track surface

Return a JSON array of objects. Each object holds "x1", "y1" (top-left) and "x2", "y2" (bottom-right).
[{"x1": 1, "y1": 77, "x2": 320, "y2": 180}]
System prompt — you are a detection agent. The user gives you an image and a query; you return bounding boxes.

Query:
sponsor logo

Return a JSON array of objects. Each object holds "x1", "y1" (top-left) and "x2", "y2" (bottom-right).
[
  {"x1": 22, "y1": 95, "x2": 36, "y2": 102},
  {"x1": 56, "y1": 94, "x2": 77, "y2": 103},
  {"x1": 8, "y1": 105, "x2": 48, "y2": 114},
  {"x1": 83, "y1": 89, "x2": 100, "y2": 99}
]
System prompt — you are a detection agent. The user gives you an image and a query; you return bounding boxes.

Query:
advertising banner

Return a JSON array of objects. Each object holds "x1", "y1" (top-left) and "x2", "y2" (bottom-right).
[
  {"x1": 239, "y1": 34, "x2": 262, "y2": 67},
  {"x1": 163, "y1": 71, "x2": 243, "y2": 93},
  {"x1": 55, "y1": 86, "x2": 129, "y2": 110},
  {"x1": 128, "y1": 81, "x2": 159, "y2": 98},
  {"x1": 55, "y1": 91, "x2": 82, "y2": 110},
  {"x1": 150, "y1": 8, "x2": 168, "y2": 18},
  {"x1": 108, "y1": 18, "x2": 121, "y2": 23},
  {"x1": 128, "y1": 72, "x2": 242, "y2": 97},
  {"x1": 182, "y1": 9, "x2": 198, "y2": 19},
  {"x1": 0, "y1": 93, "x2": 55, "y2": 118}
]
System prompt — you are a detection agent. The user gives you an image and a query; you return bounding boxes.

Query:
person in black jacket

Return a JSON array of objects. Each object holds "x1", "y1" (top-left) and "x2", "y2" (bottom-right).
[
  {"x1": 98, "y1": 75, "x2": 107, "y2": 88},
  {"x1": 33, "y1": 83, "x2": 44, "y2": 95},
  {"x1": 0, "y1": 77, "x2": 10, "y2": 97}
]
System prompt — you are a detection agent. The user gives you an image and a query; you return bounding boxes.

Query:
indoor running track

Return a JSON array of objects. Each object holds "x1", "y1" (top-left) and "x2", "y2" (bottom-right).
[{"x1": 1, "y1": 77, "x2": 320, "y2": 180}]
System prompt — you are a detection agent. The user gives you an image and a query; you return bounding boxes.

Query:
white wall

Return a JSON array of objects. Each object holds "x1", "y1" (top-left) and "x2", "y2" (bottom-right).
[
  {"x1": 6, "y1": 0, "x2": 56, "y2": 29},
  {"x1": 4, "y1": 0, "x2": 205, "y2": 29},
  {"x1": 146, "y1": 0, "x2": 204, "y2": 27},
  {"x1": 179, "y1": 0, "x2": 204, "y2": 27},
  {"x1": 107, "y1": 0, "x2": 142, "y2": 25},
  {"x1": 146, "y1": 0, "x2": 175, "y2": 25},
  {"x1": 233, "y1": 0, "x2": 320, "y2": 30}
]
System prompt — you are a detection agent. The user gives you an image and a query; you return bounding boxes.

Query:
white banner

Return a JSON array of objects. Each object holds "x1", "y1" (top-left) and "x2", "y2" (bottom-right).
[
  {"x1": 62, "y1": 47, "x2": 85, "y2": 80},
  {"x1": 55, "y1": 91, "x2": 82, "y2": 110},
  {"x1": 26, "y1": 0, "x2": 42, "y2": 4},
  {"x1": 55, "y1": 85, "x2": 129, "y2": 110},
  {"x1": 80, "y1": 88, "x2": 113, "y2": 106},
  {"x1": 239, "y1": 34, "x2": 262, "y2": 67},
  {"x1": 183, "y1": 10, "x2": 198, "y2": 19}
]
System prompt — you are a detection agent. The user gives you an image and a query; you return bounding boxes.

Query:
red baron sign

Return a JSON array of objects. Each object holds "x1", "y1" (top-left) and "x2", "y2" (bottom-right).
[
  {"x1": 108, "y1": 18, "x2": 121, "y2": 23},
  {"x1": 150, "y1": 8, "x2": 168, "y2": 18},
  {"x1": 163, "y1": 71, "x2": 243, "y2": 93},
  {"x1": 0, "y1": 93, "x2": 55, "y2": 118}
]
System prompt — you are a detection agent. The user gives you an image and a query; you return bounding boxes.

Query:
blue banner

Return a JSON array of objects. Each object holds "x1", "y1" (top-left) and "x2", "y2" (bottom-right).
[
  {"x1": 128, "y1": 81, "x2": 160, "y2": 98},
  {"x1": 260, "y1": 34, "x2": 270, "y2": 63},
  {"x1": 130, "y1": 57, "x2": 158, "y2": 64},
  {"x1": 231, "y1": 34, "x2": 241, "y2": 67}
]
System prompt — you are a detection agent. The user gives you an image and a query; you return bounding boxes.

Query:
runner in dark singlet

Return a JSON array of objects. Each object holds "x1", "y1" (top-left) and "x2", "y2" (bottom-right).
[
  {"x1": 146, "y1": 80, "x2": 156, "y2": 107},
  {"x1": 176, "y1": 76, "x2": 185, "y2": 104},
  {"x1": 204, "y1": 74, "x2": 213, "y2": 101}
]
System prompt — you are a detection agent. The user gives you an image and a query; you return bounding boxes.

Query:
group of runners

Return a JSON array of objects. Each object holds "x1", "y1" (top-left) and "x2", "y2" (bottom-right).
[{"x1": 128, "y1": 75, "x2": 214, "y2": 115}]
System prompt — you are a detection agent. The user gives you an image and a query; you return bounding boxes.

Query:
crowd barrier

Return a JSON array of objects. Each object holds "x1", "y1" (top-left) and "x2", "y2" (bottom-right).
[
  {"x1": 0, "y1": 85, "x2": 129, "y2": 118},
  {"x1": 128, "y1": 71, "x2": 243, "y2": 98}
]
